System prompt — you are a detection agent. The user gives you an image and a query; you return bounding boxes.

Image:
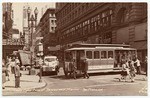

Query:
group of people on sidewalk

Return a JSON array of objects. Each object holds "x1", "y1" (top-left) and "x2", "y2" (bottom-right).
[
  {"x1": 120, "y1": 56, "x2": 147, "y2": 82},
  {"x1": 69, "y1": 58, "x2": 89, "y2": 79},
  {"x1": 2, "y1": 56, "x2": 21, "y2": 89}
]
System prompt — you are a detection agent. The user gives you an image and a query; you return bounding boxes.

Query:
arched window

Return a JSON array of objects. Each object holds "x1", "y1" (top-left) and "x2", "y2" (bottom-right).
[{"x1": 117, "y1": 8, "x2": 129, "y2": 23}]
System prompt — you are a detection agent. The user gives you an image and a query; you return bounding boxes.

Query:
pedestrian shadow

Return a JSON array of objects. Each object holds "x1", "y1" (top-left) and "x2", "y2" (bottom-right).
[
  {"x1": 89, "y1": 72, "x2": 120, "y2": 76},
  {"x1": 49, "y1": 74, "x2": 88, "y2": 80},
  {"x1": 48, "y1": 75, "x2": 69, "y2": 80},
  {"x1": 135, "y1": 78, "x2": 147, "y2": 81},
  {"x1": 20, "y1": 80, "x2": 36, "y2": 82},
  {"x1": 5, "y1": 86, "x2": 15, "y2": 88}
]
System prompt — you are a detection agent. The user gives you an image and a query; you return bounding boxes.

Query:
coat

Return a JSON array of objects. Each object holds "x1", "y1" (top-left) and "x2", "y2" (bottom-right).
[
  {"x1": 69, "y1": 62, "x2": 76, "y2": 72},
  {"x1": 81, "y1": 60, "x2": 88, "y2": 72},
  {"x1": 14, "y1": 65, "x2": 20, "y2": 77}
]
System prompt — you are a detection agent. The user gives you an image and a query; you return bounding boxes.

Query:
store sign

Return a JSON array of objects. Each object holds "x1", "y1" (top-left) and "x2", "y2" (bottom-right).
[{"x1": 3, "y1": 39, "x2": 25, "y2": 45}]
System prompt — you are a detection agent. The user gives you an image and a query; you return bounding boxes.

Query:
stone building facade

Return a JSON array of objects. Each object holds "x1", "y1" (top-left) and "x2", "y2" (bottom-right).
[
  {"x1": 55, "y1": 3, "x2": 147, "y2": 62},
  {"x1": 35, "y1": 8, "x2": 57, "y2": 55}
]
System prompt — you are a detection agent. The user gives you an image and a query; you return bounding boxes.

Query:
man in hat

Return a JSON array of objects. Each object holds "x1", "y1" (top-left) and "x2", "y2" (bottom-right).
[
  {"x1": 14, "y1": 62, "x2": 21, "y2": 88},
  {"x1": 82, "y1": 58, "x2": 89, "y2": 79}
]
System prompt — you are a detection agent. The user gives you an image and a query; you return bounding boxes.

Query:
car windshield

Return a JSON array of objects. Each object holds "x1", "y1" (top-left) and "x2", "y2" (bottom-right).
[{"x1": 45, "y1": 58, "x2": 56, "y2": 62}]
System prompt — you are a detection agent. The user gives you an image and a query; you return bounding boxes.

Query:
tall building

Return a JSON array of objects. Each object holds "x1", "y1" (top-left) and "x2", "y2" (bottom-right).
[
  {"x1": 38, "y1": 8, "x2": 57, "y2": 55},
  {"x1": 2, "y1": 3, "x2": 25, "y2": 60},
  {"x1": 23, "y1": 6, "x2": 30, "y2": 48},
  {"x1": 55, "y1": 3, "x2": 147, "y2": 62},
  {"x1": 2, "y1": 2, "x2": 13, "y2": 39},
  {"x1": 32, "y1": 21, "x2": 42, "y2": 57}
]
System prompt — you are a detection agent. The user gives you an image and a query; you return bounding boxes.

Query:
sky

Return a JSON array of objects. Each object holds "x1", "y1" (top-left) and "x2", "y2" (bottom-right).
[{"x1": 12, "y1": 2, "x2": 55, "y2": 33}]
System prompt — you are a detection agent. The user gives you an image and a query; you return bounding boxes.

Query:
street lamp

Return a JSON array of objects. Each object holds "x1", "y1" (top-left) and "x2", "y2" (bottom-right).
[
  {"x1": 37, "y1": 41, "x2": 43, "y2": 82},
  {"x1": 27, "y1": 7, "x2": 38, "y2": 69}
]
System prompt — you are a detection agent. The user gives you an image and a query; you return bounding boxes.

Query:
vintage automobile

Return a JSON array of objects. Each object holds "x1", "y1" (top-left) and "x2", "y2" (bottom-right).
[{"x1": 42, "y1": 56, "x2": 59, "y2": 75}]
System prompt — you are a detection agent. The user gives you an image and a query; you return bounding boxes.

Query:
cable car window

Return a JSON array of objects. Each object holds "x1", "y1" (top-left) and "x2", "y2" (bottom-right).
[
  {"x1": 86, "y1": 51, "x2": 92, "y2": 59},
  {"x1": 72, "y1": 51, "x2": 76, "y2": 59},
  {"x1": 108, "y1": 51, "x2": 113, "y2": 59},
  {"x1": 94, "y1": 51, "x2": 100, "y2": 59},
  {"x1": 101, "y1": 51, "x2": 107, "y2": 59},
  {"x1": 80, "y1": 50, "x2": 85, "y2": 59}
]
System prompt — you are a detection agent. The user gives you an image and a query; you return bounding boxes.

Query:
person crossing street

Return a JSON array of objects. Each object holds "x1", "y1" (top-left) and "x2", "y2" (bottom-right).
[{"x1": 81, "y1": 58, "x2": 89, "y2": 79}]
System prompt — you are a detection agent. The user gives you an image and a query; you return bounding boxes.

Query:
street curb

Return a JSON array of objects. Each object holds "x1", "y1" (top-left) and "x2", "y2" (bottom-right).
[
  {"x1": 2, "y1": 80, "x2": 47, "y2": 92},
  {"x1": 34, "y1": 80, "x2": 47, "y2": 90},
  {"x1": 24, "y1": 80, "x2": 47, "y2": 92}
]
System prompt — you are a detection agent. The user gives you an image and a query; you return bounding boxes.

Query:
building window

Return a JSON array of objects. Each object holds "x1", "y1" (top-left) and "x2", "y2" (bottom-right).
[
  {"x1": 103, "y1": 32, "x2": 112, "y2": 44},
  {"x1": 117, "y1": 8, "x2": 129, "y2": 23},
  {"x1": 51, "y1": 20, "x2": 54, "y2": 24},
  {"x1": 51, "y1": 27, "x2": 55, "y2": 32},
  {"x1": 100, "y1": 9, "x2": 113, "y2": 27}
]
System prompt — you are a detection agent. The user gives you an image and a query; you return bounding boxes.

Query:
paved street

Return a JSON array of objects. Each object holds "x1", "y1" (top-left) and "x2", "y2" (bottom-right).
[{"x1": 3, "y1": 68, "x2": 147, "y2": 96}]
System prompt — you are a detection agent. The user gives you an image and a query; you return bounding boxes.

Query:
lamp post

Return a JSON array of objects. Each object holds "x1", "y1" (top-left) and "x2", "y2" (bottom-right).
[
  {"x1": 27, "y1": 7, "x2": 38, "y2": 68},
  {"x1": 37, "y1": 41, "x2": 43, "y2": 82}
]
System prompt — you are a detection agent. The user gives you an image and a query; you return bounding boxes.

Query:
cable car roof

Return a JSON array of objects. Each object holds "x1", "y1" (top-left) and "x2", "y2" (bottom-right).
[
  {"x1": 66, "y1": 47, "x2": 95, "y2": 51},
  {"x1": 66, "y1": 47, "x2": 136, "y2": 51},
  {"x1": 70, "y1": 43, "x2": 130, "y2": 48},
  {"x1": 115, "y1": 48, "x2": 136, "y2": 51},
  {"x1": 95, "y1": 47, "x2": 124, "y2": 50}
]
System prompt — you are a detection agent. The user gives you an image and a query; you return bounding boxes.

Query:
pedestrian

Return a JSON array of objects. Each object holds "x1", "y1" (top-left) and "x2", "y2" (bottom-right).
[
  {"x1": 5, "y1": 60, "x2": 10, "y2": 81},
  {"x1": 15, "y1": 57, "x2": 20, "y2": 64},
  {"x1": 2, "y1": 59, "x2": 6, "y2": 89},
  {"x1": 72, "y1": 59, "x2": 77, "y2": 79},
  {"x1": 128, "y1": 60, "x2": 136, "y2": 82},
  {"x1": 143, "y1": 56, "x2": 147, "y2": 80},
  {"x1": 7, "y1": 57, "x2": 12, "y2": 72},
  {"x1": 120, "y1": 61, "x2": 130, "y2": 82},
  {"x1": 81, "y1": 58, "x2": 89, "y2": 79},
  {"x1": 134, "y1": 58, "x2": 141, "y2": 75},
  {"x1": 69, "y1": 59, "x2": 77, "y2": 79},
  {"x1": 14, "y1": 62, "x2": 21, "y2": 88},
  {"x1": 10, "y1": 57, "x2": 16, "y2": 74},
  {"x1": 144, "y1": 56, "x2": 147, "y2": 76}
]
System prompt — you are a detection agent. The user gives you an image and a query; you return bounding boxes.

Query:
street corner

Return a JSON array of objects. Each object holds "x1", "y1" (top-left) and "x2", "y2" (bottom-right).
[
  {"x1": 25, "y1": 79, "x2": 47, "y2": 92},
  {"x1": 2, "y1": 86, "x2": 24, "y2": 92},
  {"x1": 2, "y1": 78, "x2": 47, "y2": 93}
]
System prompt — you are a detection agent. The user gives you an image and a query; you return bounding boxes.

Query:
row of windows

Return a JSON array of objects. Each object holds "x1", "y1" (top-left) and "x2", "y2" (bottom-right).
[
  {"x1": 60, "y1": 9, "x2": 113, "y2": 42},
  {"x1": 86, "y1": 51, "x2": 113, "y2": 59},
  {"x1": 58, "y1": 3, "x2": 99, "y2": 27}
]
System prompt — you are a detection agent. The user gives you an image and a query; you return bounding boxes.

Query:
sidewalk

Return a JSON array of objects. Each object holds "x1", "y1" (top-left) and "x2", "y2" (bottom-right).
[{"x1": 2, "y1": 70, "x2": 47, "y2": 92}]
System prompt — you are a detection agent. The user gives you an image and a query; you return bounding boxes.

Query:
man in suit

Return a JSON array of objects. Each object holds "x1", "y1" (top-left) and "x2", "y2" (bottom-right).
[
  {"x1": 82, "y1": 58, "x2": 89, "y2": 79},
  {"x1": 14, "y1": 62, "x2": 21, "y2": 88}
]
